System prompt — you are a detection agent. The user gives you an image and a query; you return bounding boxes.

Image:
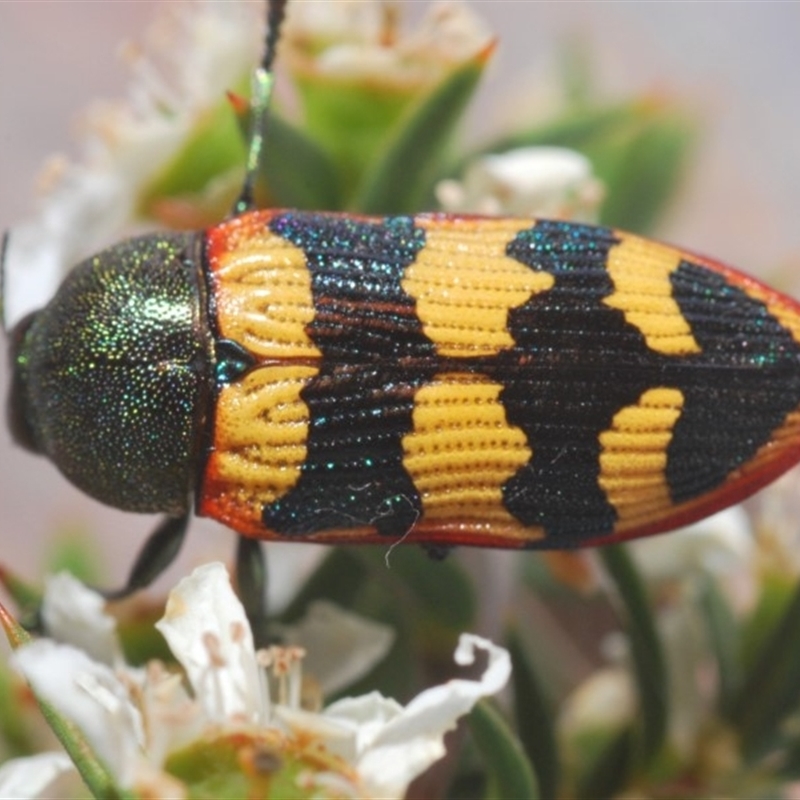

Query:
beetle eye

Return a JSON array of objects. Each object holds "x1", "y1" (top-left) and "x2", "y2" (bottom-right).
[{"x1": 6, "y1": 312, "x2": 42, "y2": 454}]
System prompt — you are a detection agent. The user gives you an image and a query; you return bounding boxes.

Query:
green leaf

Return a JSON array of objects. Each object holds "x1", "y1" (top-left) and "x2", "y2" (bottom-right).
[
  {"x1": 698, "y1": 576, "x2": 741, "y2": 717},
  {"x1": 575, "y1": 727, "x2": 634, "y2": 800},
  {"x1": 296, "y1": 77, "x2": 415, "y2": 199},
  {"x1": 257, "y1": 112, "x2": 343, "y2": 210},
  {"x1": 351, "y1": 548, "x2": 475, "y2": 698},
  {"x1": 0, "y1": 566, "x2": 42, "y2": 627},
  {"x1": 469, "y1": 699, "x2": 539, "y2": 800},
  {"x1": 140, "y1": 96, "x2": 247, "y2": 216},
  {"x1": 0, "y1": 603, "x2": 127, "y2": 796},
  {"x1": 40, "y1": 696, "x2": 131, "y2": 800},
  {"x1": 595, "y1": 110, "x2": 695, "y2": 233},
  {"x1": 600, "y1": 545, "x2": 668, "y2": 765},
  {"x1": 117, "y1": 612, "x2": 173, "y2": 668},
  {"x1": 730, "y1": 579, "x2": 800, "y2": 760},
  {"x1": 277, "y1": 546, "x2": 475, "y2": 700},
  {"x1": 359, "y1": 546, "x2": 476, "y2": 636},
  {"x1": 740, "y1": 572, "x2": 796, "y2": 672},
  {"x1": 507, "y1": 627, "x2": 560, "y2": 799},
  {"x1": 0, "y1": 658, "x2": 35, "y2": 758},
  {"x1": 778, "y1": 734, "x2": 800, "y2": 779},
  {"x1": 354, "y1": 49, "x2": 490, "y2": 214},
  {"x1": 464, "y1": 103, "x2": 646, "y2": 160},
  {"x1": 453, "y1": 99, "x2": 694, "y2": 235}
]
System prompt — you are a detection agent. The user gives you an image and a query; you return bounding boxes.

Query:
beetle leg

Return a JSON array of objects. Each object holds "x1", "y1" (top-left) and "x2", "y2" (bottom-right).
[
  {"x1": 235, "y1": 537, "x2": 269, "y2": 647},
  {"x1": 421, "y1": 543, "x2": 454, "y2": 561},
  {"x1": 103, "y1": 514, "x2": 189, "y2": 600}
]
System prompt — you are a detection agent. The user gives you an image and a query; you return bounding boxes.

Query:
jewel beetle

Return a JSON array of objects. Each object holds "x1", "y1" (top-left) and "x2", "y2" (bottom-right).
[{"x1": 5, "y1": 0, "x2": 800, "y2": 598}]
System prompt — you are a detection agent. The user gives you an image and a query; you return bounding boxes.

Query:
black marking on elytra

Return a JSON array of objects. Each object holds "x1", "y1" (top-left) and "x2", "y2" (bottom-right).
[
  {"x1": 665, "y1": 261, "x2": 800, "y2": 502},
  {"x1": 261, "y1": 214, "x2": 437, "y2": 537},
  {"x1": 239, "y1": 212, "x2": 800, "y2": 547},
  {"x1": 493, "y1": 223, "x2": 800, "y2": 546},
  {"x1": 494, "y1": 221, "x2": 657, "y2": 545}
]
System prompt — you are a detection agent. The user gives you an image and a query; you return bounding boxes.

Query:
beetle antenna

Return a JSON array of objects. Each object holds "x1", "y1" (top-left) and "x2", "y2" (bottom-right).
[{"x1": 234, "y1": 0, "x2": 289, "y2": 215}]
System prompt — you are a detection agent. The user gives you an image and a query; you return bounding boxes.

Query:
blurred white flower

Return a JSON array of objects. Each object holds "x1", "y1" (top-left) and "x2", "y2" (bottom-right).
[
  {"x1": 558, "y1": 666, "x2": 635, "y2": 750},
  {"x1": 751, "y1": 465, "x2": 800, "y2": 578},
  {"x1": 284, "y1": 0, "x2": 492, "y2": 87},
  {"x1": 560, "y1": 609, "x2": 709, "y2": 763},
  {"x1": 9, "y1": 562, "x2": 509, "y2": 799},
  {"x1": 572, "y1": 508, "x2": 755, "y2": 764},
  {"x1": 631, "y1": 506, "x2": 754, "y2": 586},
  {"x1": 3, "y1": 0, "x2": 260, "y2": 329},
  {"x1": 0, "y1": 751, "x2": 82, "y2": 800},
  {"x1": 436, "y1": 146, "x2": 604, "y2": 221}
]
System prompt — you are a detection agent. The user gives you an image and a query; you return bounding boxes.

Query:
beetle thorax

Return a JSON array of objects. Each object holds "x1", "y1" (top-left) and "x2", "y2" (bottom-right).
[{"x1": 7, "y1": 232, "x2": 210, "y2": 514}]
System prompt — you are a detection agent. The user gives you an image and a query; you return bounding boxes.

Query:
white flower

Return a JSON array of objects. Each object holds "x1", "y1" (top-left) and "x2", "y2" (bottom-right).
[
  {"x1": 9, "y1": 563, "x2": 510, "y2": 799},
  {"x1": 630, "y1": 506, "x2": 754, "y2": 585},
  {"x1": 0, "y1": 752, "x2": 81, "y2": 800},
  {"x1": 276, "y1": 632, "x2": 510, "y2": 799},
  {"x1": 751, "y1": 464, "x2": 800, "y2": 578},
  {"x1": 12, "y1": 639, "x2": 147, "y2": 788},
  {"x1": 3, "y1": 0, "x2": 261, "y2": 329},
  {"x1": 285, "y1": 1, "x2": 492, "y2": 87},
  {"x1": 275, "y1": 599, "x2": 395, "y2": 698},
  {"x1": 566, "y1": 509, "x2": 754, "y2": 763},
  {"x1": 559, "y1": 666, "x2": 635, "y2": 740},
  {"x1": 40, "y1": 571, "x2": 122, "y2": 666},
  {"x1": 436, "y1": 146, "x2": 604, "y2": 221}
]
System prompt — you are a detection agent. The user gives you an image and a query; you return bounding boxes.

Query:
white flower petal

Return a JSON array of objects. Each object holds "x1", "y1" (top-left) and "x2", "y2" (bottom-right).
[
  {"x1": 313, "y1": 691, "x2": 405, "y2": 763},
  {"x1": 437, "y1": 146, "x2": 604, "y2": 221},
  {"x1": 3, "y1": 0, "x2": 260, "y2": 329},
  {"x1": 559, "y1": 667, "x2": 635, "y2": 736},
  {"x1": 279, "y1": 600, "x2": 394, "y2": 696},
  {"x1": 41, "y1": 572, "x2": 121, "y2": 666},
  {"x1": 285, "y1": 0, "x2": 386, "y2": 45},
  {"x1": 631, "y1": 506, "x2": 753, "y2": 583},
  {"x1": 11, "y1": 640, "x2": 144, "y2": 786},
  {"x1": 274, "y1": 703, "x2": 360, "y2": 763},
  {"x1": 2, "y1": 224, "x2": 64, "y2": 330},
  {"x1": 370, "y1": 634, "x2": 509, "y2": 750},
  {"x1": 285, "y1": 0, "x2": 490, "y2": 85},
  {"x1": 266, "y1": 542, "x2": 327, "y2": 613},
  {"x1": 0, "y1": 752, "x2": 80, "y2": 800},
  {"x1": 358, "y1": 738, "x2": 448, "y2": 799},
  {"x1": 403, "y1": 1, "x2": 493, "y2": 66},
  {"x1": 355, "y1": 634, "x2": 510, "y2": 798},
  {"x1": 155, "y1": 562, "x2": 264, "y2": 724}
]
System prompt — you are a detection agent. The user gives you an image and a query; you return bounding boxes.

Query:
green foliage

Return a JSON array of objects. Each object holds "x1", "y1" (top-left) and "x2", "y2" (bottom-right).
[
  {"x1": 468, "y1": 699, "x2": 539, "y2": 800},
  {"x1": 456, "y1": 98, "x2": 695, "y2": 234},
  {"x1": 140, "y1": 90, "x2": 249, "y2": 222},
  {"x1": 699, "y1": 575, "x2": 742, "y2": 717},
  {"x1": 507, "y1": 628, "x2": 560, "y2": 798},
  {"x1": 353, "y1": 51, "x2": 489, "y2": 214},
  {"x1": 280, "y1": 546, "x2": 477, "y2": 701},
  {"x1": 732, "y1": 580, "x2": 800, "y2": 761},
  {"x1": 601, "y1": 545, "x2": 668, "y2": 767}
]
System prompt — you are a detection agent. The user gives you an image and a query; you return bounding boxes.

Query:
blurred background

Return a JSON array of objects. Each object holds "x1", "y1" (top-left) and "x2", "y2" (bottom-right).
[{"x1": 1, "y1": 0, "x2": 799, "y2": 595}]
